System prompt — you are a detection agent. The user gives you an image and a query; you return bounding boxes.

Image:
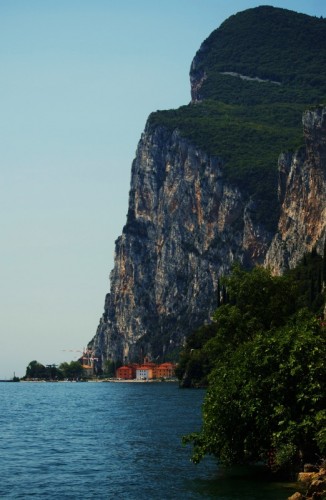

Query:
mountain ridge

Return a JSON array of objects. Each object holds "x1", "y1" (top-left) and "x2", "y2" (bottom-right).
[
  {"x1": 190, "y1": 5, "x2": 326, "y2": 104},
  {"x1": 88, "y1": 6, "x2": 326, "y2": 368}
]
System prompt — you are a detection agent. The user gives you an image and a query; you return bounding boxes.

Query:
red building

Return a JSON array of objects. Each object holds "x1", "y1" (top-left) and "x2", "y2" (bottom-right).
[
  {"x1": 116, "y1": 361, "x2": 176, "y2": 380},
  {"x1": 116, "y1": 365, "x2": 133, "y2": 379},
  {"x1": 156, "y1": 362, "x2": 175, "y2": 379}
]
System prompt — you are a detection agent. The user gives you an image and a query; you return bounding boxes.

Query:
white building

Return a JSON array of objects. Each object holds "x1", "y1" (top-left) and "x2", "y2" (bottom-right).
[{"x1": 136, "y1": 367, "x2": 153, "y2": 380}]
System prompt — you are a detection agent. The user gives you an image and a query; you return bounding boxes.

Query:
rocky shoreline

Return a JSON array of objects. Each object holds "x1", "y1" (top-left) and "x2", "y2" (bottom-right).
[{"x1": 289, "y1": 465, "x2": 326, "y2": 500}]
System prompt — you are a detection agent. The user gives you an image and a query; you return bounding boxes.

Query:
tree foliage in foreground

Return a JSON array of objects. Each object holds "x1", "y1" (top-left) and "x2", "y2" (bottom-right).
[{"x1": 180, "y1": 255, "x2": 325, "y2": 472}]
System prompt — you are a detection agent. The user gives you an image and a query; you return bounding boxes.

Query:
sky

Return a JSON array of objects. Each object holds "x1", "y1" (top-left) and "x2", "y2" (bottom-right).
[{"x1": 1, "y1": 0, "x2": 326, "y2": 379}]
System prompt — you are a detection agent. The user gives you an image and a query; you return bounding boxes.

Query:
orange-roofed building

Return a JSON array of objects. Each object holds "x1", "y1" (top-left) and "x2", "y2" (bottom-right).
[
  {"x1": 116, "y1": 365, "x2": 133, "y2": 380},
  {"x1": 156, "y1": 362, "x2": 175, "y2": 379},
  {"x1": 142, "y1": 362, "x2": 157, "y2": 369}
]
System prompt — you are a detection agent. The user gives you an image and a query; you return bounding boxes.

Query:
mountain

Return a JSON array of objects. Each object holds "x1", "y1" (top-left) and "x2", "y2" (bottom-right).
[{"x1": 88, "y1": 6, "x2": 326, "y2": 368}]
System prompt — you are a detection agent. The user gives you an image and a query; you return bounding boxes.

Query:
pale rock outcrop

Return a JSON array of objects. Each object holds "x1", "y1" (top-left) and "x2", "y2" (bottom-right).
[
  {"x1": 89, "y1": 105, "x2": 326, "y2": 366},
  {"x1": 89, "y1": 124, "x2": 271, "y2": 365},
  {"x1": 265, "y1": 107, "x2": 326, "y2": 274}
]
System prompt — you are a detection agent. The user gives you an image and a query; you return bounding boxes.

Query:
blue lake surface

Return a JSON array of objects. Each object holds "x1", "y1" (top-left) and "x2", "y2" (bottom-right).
[{"x1": 0, "y1": 382, "x2": 298, "y2": 499}]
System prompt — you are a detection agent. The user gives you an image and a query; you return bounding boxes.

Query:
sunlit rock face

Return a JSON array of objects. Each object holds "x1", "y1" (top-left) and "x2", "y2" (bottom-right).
[
  {"x1": 89, "y1": 4, "x2": 326, "y2": 366},
  {"x1": 89, "y1": 123, "x2": 272, "y2": 365},
  {"x1": 89, "y1": 106, "x2": 325, "y2": 366},
  {"x1": 265, "y1": 108, "x2": 326, "y2": 274}
]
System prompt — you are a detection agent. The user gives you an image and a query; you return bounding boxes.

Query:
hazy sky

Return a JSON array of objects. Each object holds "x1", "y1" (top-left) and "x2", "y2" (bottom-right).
[{"x1": 1, "y1": 0, "x2": 326, "y2": 379}]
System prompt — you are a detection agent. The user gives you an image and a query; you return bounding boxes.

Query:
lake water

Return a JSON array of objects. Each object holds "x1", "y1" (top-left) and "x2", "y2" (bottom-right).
[{"x1": 0, "y1": 382, "x2": 298, "y2": 499}]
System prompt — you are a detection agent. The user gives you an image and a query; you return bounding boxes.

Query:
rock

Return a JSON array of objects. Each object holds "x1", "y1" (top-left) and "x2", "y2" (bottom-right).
[
  {"x1": 89, "y1": 125, "x2": 270, "y2": 364},
  {"x1": 87, "y1": 8, "x2": 326, "y2": 367},
  {"x1": 88, "y1": 104, "x2": 326, "y2": 367},
  {"x1": 298, "y1": 472, "x2": 315, "y2": 483},
  {"x1": 89, "y1": 100, "x2": 326, "y2": 367},
  {"x1": 265, "y1": 107, "x2": 326, "y2": 275},
  {"x1": 297, "y1": 468, "x2": 326, "y2": 500},
  {"x1": 306, "y1": 478, "x2": 326, "y2": 497},
  {"x1": 288, "y1": 493, "x2": 304, "y2": 500}
]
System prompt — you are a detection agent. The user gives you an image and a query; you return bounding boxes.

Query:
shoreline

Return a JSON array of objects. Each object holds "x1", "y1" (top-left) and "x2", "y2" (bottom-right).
[{"x1": 2, "y1": 378, "x2": 179, "y2": 384}]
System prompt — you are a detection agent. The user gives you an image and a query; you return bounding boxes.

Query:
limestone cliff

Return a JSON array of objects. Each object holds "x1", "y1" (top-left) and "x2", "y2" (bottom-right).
[
  {"x1": 265, "y1": 107, "x2": 326, "y2": 274},
  {"x1": 89, "y1": 107, "x2": 325, "y2": 365},
  {"x1": 88, "y1": 7, "x2": 326, "y2": 366},
  {"x1": 90, "y1": 124, "x2": 270, "y2": 364}
]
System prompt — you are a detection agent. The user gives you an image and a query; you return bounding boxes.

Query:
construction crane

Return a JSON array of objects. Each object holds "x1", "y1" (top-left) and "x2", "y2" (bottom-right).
[
  {"x1": 80, "y1": 348, "x2": 98, "y2": 369},
  {"x1": 61, "y1": 348, "x2": 98, "y2": 369}
]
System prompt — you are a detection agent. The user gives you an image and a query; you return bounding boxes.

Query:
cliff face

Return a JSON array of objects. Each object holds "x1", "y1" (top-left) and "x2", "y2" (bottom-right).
[
  {"x1": 89, "y1": 8, "x2": 326, "y2": 366},
  {"x1": 91, "y1": 108, "x2": 326, "y2": 360},
  {"x1": 90, "y1": 124, "x2": 272, "y2": 364},
  {"x1": 90, "y1": 107, "x2": 326, "y2": 365},
  {"x1": 265, "y1": 108, "x2": 326, "y2": 274}
]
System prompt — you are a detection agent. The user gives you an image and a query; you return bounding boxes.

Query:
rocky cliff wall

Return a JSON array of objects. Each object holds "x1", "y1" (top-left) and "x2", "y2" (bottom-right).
[
  {"x1": 89, "y1": 6, "x2": 326, "y2": 367},
  {"x1": 89, "y1": 122, "x2": 274, "y2": 365},
  {"x1": 91, "y1": 101, "x2": 326, "y2": 366},
  {"x1": 265, "y1": 107, "x2": 326, "y2": 274},
  {"x1": 90, "y1": 106, "x2": 326, "y2": 366}
]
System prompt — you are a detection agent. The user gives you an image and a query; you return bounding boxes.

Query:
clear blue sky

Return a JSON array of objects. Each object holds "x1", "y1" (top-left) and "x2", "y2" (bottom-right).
[{"x1": 1, "y1": 0, "x2": 325, "y2": 379}]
